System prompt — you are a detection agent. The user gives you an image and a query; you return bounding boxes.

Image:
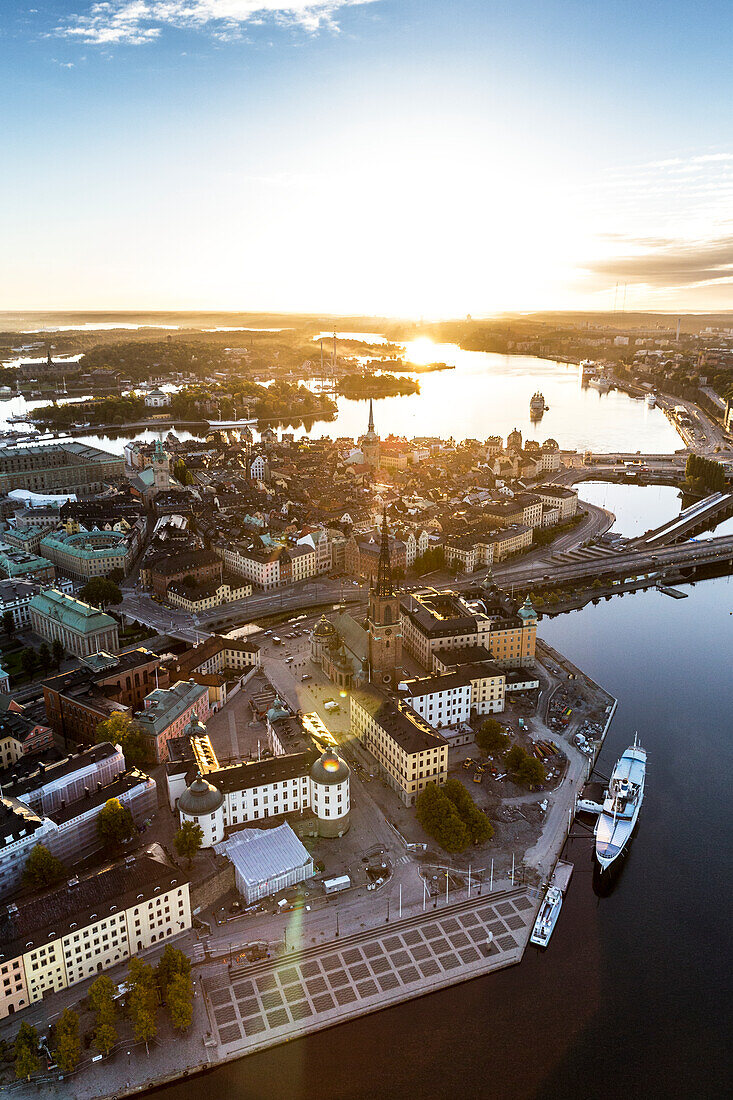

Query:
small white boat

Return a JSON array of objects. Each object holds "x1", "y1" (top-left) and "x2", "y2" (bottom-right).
[
  {"x1": 577, "y1": 798, "x2": 603, "y2": 815},
  {"x1": 645, "y1": 393, "x2": 656, "y2": 408},
  {"x1": 530, "y1": 886, "x2": 562, "y2": 947}
]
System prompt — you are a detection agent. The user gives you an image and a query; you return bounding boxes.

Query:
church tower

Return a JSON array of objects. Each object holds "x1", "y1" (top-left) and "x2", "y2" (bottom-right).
[
  {"x1": 152, "y1": 439, "x2": 170, "y2": 495},
  {"x1": 360, "y1": 399, "x2": 380, "y2": 468},
  {"x1": 367, "y1": 508, "x2": 402, "y2": 686}
]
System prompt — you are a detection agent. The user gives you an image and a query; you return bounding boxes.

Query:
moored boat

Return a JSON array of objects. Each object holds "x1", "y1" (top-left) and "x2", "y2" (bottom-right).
[
  {"x1": 594, "y1": 737, "x2": 646, "y2": 871},
  {"x1": 530, "y1": 886, "x2": 562, "y2": 947},
  {"x1": 530, "y1": 391, "x2": 546, "y2": 417}
]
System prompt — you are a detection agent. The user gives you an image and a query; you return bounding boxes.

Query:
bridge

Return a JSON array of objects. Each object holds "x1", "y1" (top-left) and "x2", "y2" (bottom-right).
[
  {"x1": 632, "y1": 490, "x2": 733, "y2": 548},
  {"x1": 494, "y1": 533, "x2": 733, "y2": 590}
]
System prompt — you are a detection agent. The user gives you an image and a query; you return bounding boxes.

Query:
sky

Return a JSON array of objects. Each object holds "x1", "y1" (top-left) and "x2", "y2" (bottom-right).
[{"x1": 1, "y1": 1, "x2": 732, "y2": 316}]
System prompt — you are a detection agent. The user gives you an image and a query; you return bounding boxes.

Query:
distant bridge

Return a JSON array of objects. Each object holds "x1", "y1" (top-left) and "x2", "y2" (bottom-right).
[{"x1": 632, "y1": 490, "x2": 733, "y2": 548}]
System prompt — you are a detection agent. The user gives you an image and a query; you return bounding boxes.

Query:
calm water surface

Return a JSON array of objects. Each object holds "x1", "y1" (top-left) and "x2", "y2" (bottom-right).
[
  {"x1": 1, "y1": 339, "x2": 682, "y2": 456},
  {"x1": 578, "y1": 480, "x2": 733, "y2": 540},
  {"x1": 152, "y1": 578, "x2": 731, "y2": 1100}
]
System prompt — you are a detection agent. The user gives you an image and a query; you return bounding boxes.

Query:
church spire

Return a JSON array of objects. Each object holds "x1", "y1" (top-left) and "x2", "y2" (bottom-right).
[
  {"x1": 368, "y1": 398, "x2": 375, "y2": 434},
  {"x1": 375, "y1": 506, "x2": 393, "y2": 598}
]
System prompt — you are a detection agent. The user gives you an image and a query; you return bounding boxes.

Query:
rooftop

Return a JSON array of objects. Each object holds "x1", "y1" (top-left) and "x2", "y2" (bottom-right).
[
  {"x1": 215, "y1": 822, "x2": 312, "y2": 889},
  {"x1": 28, "y1": 588, "x2": 117, "y2": 635},
  {"x1": 351, "y1": 689, "x2": 448, "y2": 756},
  {"x1": 0, "y1": 851, "x2": 187, "y2": 961}
]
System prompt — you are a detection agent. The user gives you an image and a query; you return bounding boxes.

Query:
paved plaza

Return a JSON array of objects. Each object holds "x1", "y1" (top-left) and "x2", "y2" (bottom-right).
[{"x1": 203, "y1": 888, "x2": 536, "y2": 1056}]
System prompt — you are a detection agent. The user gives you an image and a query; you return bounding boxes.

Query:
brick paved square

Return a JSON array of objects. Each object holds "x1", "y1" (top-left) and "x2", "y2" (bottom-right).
[
  {"x1": 419, "y1": 959, "x2": 440, "y2": 977},
  {"x1": 210, "y1": 988, "x2": 232, "y2": 1006},
  {"x1": 256, "y1": 973, "x2": 277, "y2": 993},
  {"x1": 469, "y1": 926, "x2": 490, "y2": 942},
  {"x1": 478, "y1": 941, "x2": 500, "y2": 958},
  {"x1": 306, "y1": 976, "x2": 327, "y2": 995},
  {"x1": 506, "y1": 915, "x2": 526, "y2": 930},
  {"x1": 478, "y1": 907, "x2": 495, "y2": 920},
  {"x1": 233, "y1": 980, "x2": 255, "y2": 998},
  {"x1": 243, "y1": 1015, "x2": 266, "y2": 1035},
  {"x1": 398, "y1": 965, "x2": 420, "y2": 983},
  {"x1": 450, "y1": 931, "x2": 469, "y2": 947},
  {"x1": 391, "y1": 949, "x2": 411, "y2": 967},
  {"x1": 402, "y1": 930, "x2": 422, "y2": 946},
  {"x1": 312, "y1": 992, "x2": 335, "y2": 1013},
  {"x1": 321, "y1": 954, "x2": 343, "y2": 972},
  {"x1": 460, "y1": 912, "x2": 480, "y2": 926},
  {"x1": 438, "y1": 953, "x2": 459, "y2": 969},
  {"x1": 277, "y1": 968, "x2": 299, "y2": 985},
  {"x1": 214, "y1": 1004, "x2": 236, "y2": 1025},
  {"x1": 261, "y1": 989, "x2": 283, "y2": 1010},
  {"x1": 267, "y1": 1007, "x2": 290, "y2": 1029},
  {"x1": 335, "y1": 986, "x2": 357, "y2": 1006},
  {"x1": 356, "y1": 979, "x2": 378, "y2": 997},
  {"x1": 218, "y1": 1023, "x2": 242, "y2": 1044},
  {"x1": 488, "y1": 920, "x2": 507, "y2": 934},
  {"x1": 290, "y1": 1002, "x2": 312, "y2": 1021},
  {"x1": 514, "y1": 896, "x2": 532, "y2": 911},
  {"x1": 342, "y1": 947, "x2": 362, "y2": 963},
  {"x1": 326, "y1": 968, "x2": 350, "y2": 988},
  {"x1": 370, "y1": 956, "x2": 392, "y2": 975},
  {"x1": 300, "y1": 960, "x2": 321, "y2": 978},
  {"x1": 238, "y1": 997, "x2": 260, "y2": 1017},
  {"x1": 459, "y1": 946, "x2": 480, "y2": 963},
  {"x1": 441, "y1": 917, "x2": 460, "y2": 932},
  {"x1": 363, "y1": 942, "x2": 383, "y2": 958},
  {"x1": 431, "y1": 937, "x2": 450, "y2": 953},
  {"x1": 496, "y1": 902, "x2": 515, "y2": 916},
  {"x1": 497, "y1": 934, "x2": 517, "y2": 950},
  {"x1": 383, "y1": 936, "x2": 402, "y2": 951},
  {"x1": 349, "y1": 962, "x2": 370, "y2": 981},
  {"x1": 377, "y1": 973, "x2": 399, "y2": 991},
  {"x1": 283, "y1": 982, "x2": 305, "y2": 1002},
  {"x1": 411, "y1": 944, "x2": 430, "y2": 960},
  {"x1": 422, "y1": 924, "x2": 442, "y2": 939}
]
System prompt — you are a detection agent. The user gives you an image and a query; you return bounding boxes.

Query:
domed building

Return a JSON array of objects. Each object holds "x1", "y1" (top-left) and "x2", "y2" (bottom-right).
[
  {"x1": 309, "y1": 750, "x2": 350, "y2": 837},
  {"x1": 518, "y1": 595, "x2": 538, "y2": 624},
  {"x1": 176, "y1": 724, "x2": 351, "y2": 845},
  {"x1": 178, "y1": 773, "x2": 225, "y2": 846},
  {"x1": 310, "y1": 615, "x2": 338, "y2": 667}
]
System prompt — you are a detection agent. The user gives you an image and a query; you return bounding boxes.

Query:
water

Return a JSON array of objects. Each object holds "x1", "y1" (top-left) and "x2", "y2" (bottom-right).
[
  {"x1": 306, "y1": 338, "x2": 682, "y2": 453},
  {"x1": 578, "y1": 480, "x2": 733, "y2": 540},
  {"x1": 1, "y1": 337, "x2": 682, "y2": 457}
]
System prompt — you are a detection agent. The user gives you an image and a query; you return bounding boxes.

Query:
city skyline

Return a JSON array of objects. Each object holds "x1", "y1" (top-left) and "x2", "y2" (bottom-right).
[{"x1": 2, "y1": 0, "x2": 732, "y2": 315}]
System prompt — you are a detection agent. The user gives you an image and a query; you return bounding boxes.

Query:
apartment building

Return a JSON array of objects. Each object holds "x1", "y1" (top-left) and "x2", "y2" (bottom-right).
[
  {"x1": 0, "y1": 443, "x2": 124, "y2": 496},
  {"x1": 0, "y1": 852, "x2": 191, "y2": 1018},
  {"x1": 400, "y1": 589, "x2": 537, "y2": 670},
  {"x1": 350, "y1": 689, "x2": 448, "y2": 806},
  {"x1": 136, "y1": 680, "x2": 211, "y2": 762}
]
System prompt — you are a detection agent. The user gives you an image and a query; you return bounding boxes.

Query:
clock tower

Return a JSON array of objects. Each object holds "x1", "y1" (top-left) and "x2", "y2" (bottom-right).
[{"x1": 367, "y1": 508, "x2": 402, "y2": 686}]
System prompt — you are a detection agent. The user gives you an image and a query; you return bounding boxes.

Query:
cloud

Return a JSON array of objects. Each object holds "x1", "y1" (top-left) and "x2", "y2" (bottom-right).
[
  {"x1": 56, "y1": 0, "x2": 377, "y2": 45},
  {"x1": 586, "y1": 235, "x2": 733, "y2": 289}
]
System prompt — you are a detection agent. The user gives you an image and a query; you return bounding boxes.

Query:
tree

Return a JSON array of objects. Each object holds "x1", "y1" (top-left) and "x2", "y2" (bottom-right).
[
  {"x1": 2, "y1": 609, "x2": 14, "y2": 636},
  {"x1": 174, "y1": 821, "x2": 203, "y2": 867},
  {"x1": 52, "y1": 637, "x2": 65, "y2": 669},
  {"x1": 20, "y1": 647, "x2": 37, "y2": 680},
  {"x1": 506, "y1": 744, "x2": 526, "y2": 774},
  {"x1": 475, "y1": 718, "x2": 509, "y2": 756},
  {"x1": 127, "y1": 958, "x2": 158, "y2": 1050},
  {"x1": 89, "y1": 975, "x2": 117, "y2": 1056},
  {"x1": 416, "y1": 782, "x2": 472, "y2": 853},
  {"x1": 166, "y1": 972, "x2": 194, "y2": 1031},
  {"x1": 95, "y1": 710, "x2": 149, "y2": 768},
  {"x1": 96, "y1": 798, "x2": 135, "y2": 850},
  {"x1": 79, "y1": 578, "x2": 122, "y2": 609},
  {"x1": 443, "y1": 778, "x2": 494, "y2": 845},
  {"x1": 156, "y1": 945, "x2": 191, "y2": 999},
  {"x1": 38, "y1": 641, "x2": 51, "y2": 674},
  {"x1": 53, "y1": 1009, "x2": 80, "y2": 1074},
  {"x1": 24, "y1": 844, "x2": 67, "y2": 889},
  {"x1": 506, "y1": 745, "x2": 546, "y2": 788},
  {"x1": 14, "y1": 1021, "x2": 39, "y2": 1081}
]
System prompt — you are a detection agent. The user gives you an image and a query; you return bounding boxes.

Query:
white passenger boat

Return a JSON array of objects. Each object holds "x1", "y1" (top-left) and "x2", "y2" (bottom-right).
[
  {"x1": 530, "y1": 886, "x2": 563, "y2": 947},
  {"x1": 594, "y1": 737, "x2": 646, "y2": 871},
  {"x1": 645, "y1": 393, "x2": 656, "y2": 408}
]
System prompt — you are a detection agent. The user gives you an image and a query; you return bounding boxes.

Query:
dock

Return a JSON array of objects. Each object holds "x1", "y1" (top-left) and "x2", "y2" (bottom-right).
[{"x1": 656, "y1": 584, "x2": 688, "y2": 599}]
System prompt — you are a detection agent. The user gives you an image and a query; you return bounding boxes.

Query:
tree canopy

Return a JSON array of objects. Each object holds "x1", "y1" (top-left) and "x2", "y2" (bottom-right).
[
  {"x1": 475, "y1": 718, "x2": 509, "y2": 756},
  {"x1": 24, "y1": 844, "x2": 67, "y2": 889},
  {"x1": 174, "y1": 821, "x2": 203, "y2": 866},
  {"x1": 79, "y1": 578, "x2": 123, "y2": 608},
  {"x1": 416, "y1": 780, "x2": 494, "y2": 852},
  {"x1": 14, "y1": 1022, "x2": 39, "y2": 1081},
  {"x1": 95, "y1": 710, "x2": 149, "y2": 768},
  {"x1": 96, "y1": 798, "x2": 135, "y2": 850},
  {"x1": 53, "y1": 1009, "x2": 80, "y2": 1074}
]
